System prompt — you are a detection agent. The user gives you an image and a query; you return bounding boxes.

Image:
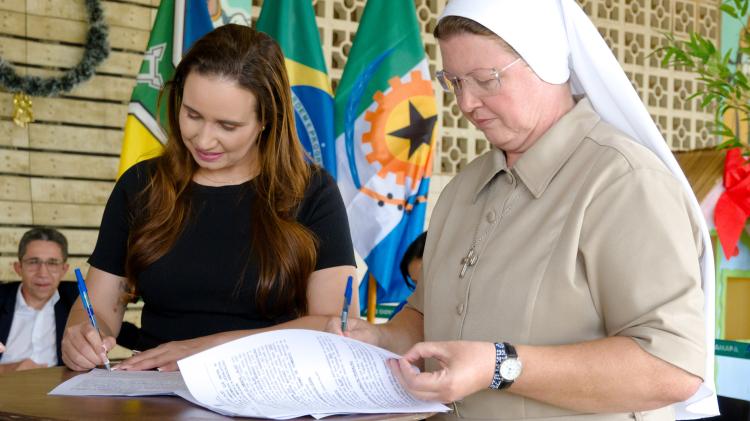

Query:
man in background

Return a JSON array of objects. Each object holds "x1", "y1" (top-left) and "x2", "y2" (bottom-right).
[{"x1": 0, "y1": 228, "x2": 78, "y2": 372}]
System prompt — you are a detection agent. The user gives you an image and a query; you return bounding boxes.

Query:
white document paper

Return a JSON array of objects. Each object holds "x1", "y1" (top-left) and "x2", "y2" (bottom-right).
[
  {"x1": 177, "y1": 329, "x2": 449, "y2": 419},
  {"x1": 48, "y1": 368, "x2": 222, "y2": 415},
  {"x1": 49, "y1": 369, "x2": 188, "y2": 396},
  {"x1": 49, "y1": 329, "x2": 448, "y2": 419}
]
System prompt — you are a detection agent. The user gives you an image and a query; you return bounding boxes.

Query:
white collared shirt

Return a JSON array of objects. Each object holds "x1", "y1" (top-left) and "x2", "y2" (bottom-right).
[{"x1": 0, "y1": 285, "x2": 59, "y2": 367}]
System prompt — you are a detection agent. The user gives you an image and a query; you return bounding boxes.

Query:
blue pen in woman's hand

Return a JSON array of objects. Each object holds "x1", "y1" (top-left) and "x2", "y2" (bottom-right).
[
  {"x1": 74, "y1": 268, "x2": 111, "y2": 371},
  {"x1": 340, "y1": 276, "x2": 353, "y2": 332}
]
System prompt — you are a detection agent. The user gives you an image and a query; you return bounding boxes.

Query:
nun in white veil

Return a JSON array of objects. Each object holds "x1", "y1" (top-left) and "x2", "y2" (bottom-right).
[{"x1": 329, "y1": 1, "x2": 717, "y2": 419}]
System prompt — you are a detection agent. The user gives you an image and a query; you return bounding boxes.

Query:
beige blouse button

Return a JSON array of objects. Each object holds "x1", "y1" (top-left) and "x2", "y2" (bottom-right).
[
  {"x1": 486, "y1": 210, "x2": 497, "y2": 223},
  {"x1": 457, "y1": 303, "x2": 465, "y2": 315},
  {"x1": 505, "y1": 172, "x2": 515, "y2": 184}
]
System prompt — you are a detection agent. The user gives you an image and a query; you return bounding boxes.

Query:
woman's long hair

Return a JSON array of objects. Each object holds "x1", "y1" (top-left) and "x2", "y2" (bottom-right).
[{"x1": 125, "y1": 24, "x2": 317, "y2": 318}]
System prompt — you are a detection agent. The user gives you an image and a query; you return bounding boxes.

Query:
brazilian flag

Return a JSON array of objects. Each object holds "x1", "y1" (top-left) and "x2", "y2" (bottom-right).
[{"x1": 256, "y1": 1, "x2": 336, "y2": 177}]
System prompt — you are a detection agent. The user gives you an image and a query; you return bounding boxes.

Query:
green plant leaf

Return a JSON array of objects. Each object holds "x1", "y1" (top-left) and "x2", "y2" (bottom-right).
[
  {"x1": 658, "y1": 12, "x2": 750, "y2": 156},
  {"x1": 722, "y1": 3, "x2": 739, "y2": 18}
]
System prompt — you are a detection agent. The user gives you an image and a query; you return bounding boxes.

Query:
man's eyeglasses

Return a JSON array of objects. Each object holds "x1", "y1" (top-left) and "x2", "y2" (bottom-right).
[
  {"x1": 21, "y1": 258, "x2": 65, "y2": 273},
  {"x1": 436, "y1": 58, "x2": 522, "y2": 97}
]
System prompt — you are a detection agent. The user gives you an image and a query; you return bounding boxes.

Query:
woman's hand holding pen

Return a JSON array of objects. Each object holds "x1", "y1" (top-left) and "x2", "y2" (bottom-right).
[{"x1": 61, "y1": 318, "x2": 116, "y2": 371}]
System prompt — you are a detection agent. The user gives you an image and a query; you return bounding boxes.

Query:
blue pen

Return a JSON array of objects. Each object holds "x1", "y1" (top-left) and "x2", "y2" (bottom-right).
[
  {"x1": 74, "y1": 268, "x2": 111, "y2": 371},
  {"x1": 340, "y1": 275, "x2": 354, "y2": 332}
]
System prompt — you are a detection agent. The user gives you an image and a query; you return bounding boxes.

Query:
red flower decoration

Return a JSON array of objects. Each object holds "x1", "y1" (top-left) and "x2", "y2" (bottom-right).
[{"x1": 715, "y1": 148, "x2": 750, "y2": 258}]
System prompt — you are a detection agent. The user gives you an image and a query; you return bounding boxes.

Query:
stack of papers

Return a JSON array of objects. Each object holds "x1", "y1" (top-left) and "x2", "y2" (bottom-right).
[{"x1": 50, "y1": 329, "x2": 449, "y2": 419}]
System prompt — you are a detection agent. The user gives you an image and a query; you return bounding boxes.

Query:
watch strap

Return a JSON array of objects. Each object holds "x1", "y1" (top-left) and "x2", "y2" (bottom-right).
[
  {"x1": 489, "y1": 342, "x2": 517, "y2": 390},
  {"x1": 504, "y1": 342, "x2": 517, "y2": 359},
  {"x1": 489, "y1": 342, "x2": 506, "y2": 389}
]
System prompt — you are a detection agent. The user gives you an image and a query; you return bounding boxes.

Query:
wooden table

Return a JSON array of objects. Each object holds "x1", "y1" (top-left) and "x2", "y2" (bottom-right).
[{"x1": 0, "y1": 367, "x2": 434, "y2": 420}]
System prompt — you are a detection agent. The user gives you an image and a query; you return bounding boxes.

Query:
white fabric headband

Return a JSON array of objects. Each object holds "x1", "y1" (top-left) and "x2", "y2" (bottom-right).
[{"x1": 439, "y1": 0, "x2": 717, "y2": 418}]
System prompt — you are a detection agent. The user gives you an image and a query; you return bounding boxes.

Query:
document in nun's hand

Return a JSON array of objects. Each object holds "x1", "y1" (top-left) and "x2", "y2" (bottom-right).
[{"x1": 49, "y1": 329, "x2": 449, "y2": 419}]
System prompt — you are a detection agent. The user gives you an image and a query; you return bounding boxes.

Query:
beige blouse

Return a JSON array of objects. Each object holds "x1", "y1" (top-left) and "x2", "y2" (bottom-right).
[{"x1": 410, "y1": 99, "x2": 706, "y2": 421}]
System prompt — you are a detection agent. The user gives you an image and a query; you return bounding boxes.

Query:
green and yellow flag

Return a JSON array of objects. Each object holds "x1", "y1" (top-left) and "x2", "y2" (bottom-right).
[{"x1": 118, "y1": 0, "x2": 213, "y2": 176}]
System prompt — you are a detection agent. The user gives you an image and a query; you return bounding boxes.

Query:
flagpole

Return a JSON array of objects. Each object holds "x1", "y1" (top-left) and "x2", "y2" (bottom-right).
[{"x1": 367, "y1": 274, "x2": 377, "y2": 323}]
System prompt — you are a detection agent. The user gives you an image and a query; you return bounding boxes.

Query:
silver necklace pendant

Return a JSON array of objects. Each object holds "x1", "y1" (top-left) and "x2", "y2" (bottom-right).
[{"x1": 459, "y1": 246, "x2": 478, "y2": 278}]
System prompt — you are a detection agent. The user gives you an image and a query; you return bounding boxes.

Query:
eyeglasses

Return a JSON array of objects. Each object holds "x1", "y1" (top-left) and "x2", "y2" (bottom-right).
[
  {"x1": 21, "y1": 258, "x2": 65, "y2": 273},
  {"x1": 436, "y1": 58, "x2": 522, "y2": 97}
]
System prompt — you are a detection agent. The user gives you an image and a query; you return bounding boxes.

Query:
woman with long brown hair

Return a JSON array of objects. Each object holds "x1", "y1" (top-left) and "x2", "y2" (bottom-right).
[{"x1": 61, "y1": 24, "x2": 357, "y2": 371}]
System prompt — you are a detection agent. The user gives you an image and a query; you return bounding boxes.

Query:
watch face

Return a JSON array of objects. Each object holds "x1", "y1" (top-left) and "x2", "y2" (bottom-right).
[{"x1": 499, "y1": 358, "x2": 523, "y2": 381}]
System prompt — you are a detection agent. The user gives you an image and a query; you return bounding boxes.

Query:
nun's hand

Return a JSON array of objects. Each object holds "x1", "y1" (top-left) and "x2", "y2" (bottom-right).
[
  {"x1": 325, "y1": 316, "x2": 383, "y2": 347},
  {"x1": 388, "y1": 341, "x2": 496, "y2": 403}
]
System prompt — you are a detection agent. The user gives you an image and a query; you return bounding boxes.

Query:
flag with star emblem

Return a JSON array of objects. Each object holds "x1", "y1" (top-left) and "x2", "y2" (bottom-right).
[
  {"x1": 334, "y1": 0, "x2": 437, "y2": 319},
  {"x1": 256, "y1": 0, "x2": 336, "y2": 176},
  {"x1": 118, "y1": 0, "x2": 213, "y2": 177}
]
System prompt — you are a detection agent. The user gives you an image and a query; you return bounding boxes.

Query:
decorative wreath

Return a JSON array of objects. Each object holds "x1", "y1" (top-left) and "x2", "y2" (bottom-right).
[{"x1": 0, "y1": 0, "x2": 110, "y2": 126}]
